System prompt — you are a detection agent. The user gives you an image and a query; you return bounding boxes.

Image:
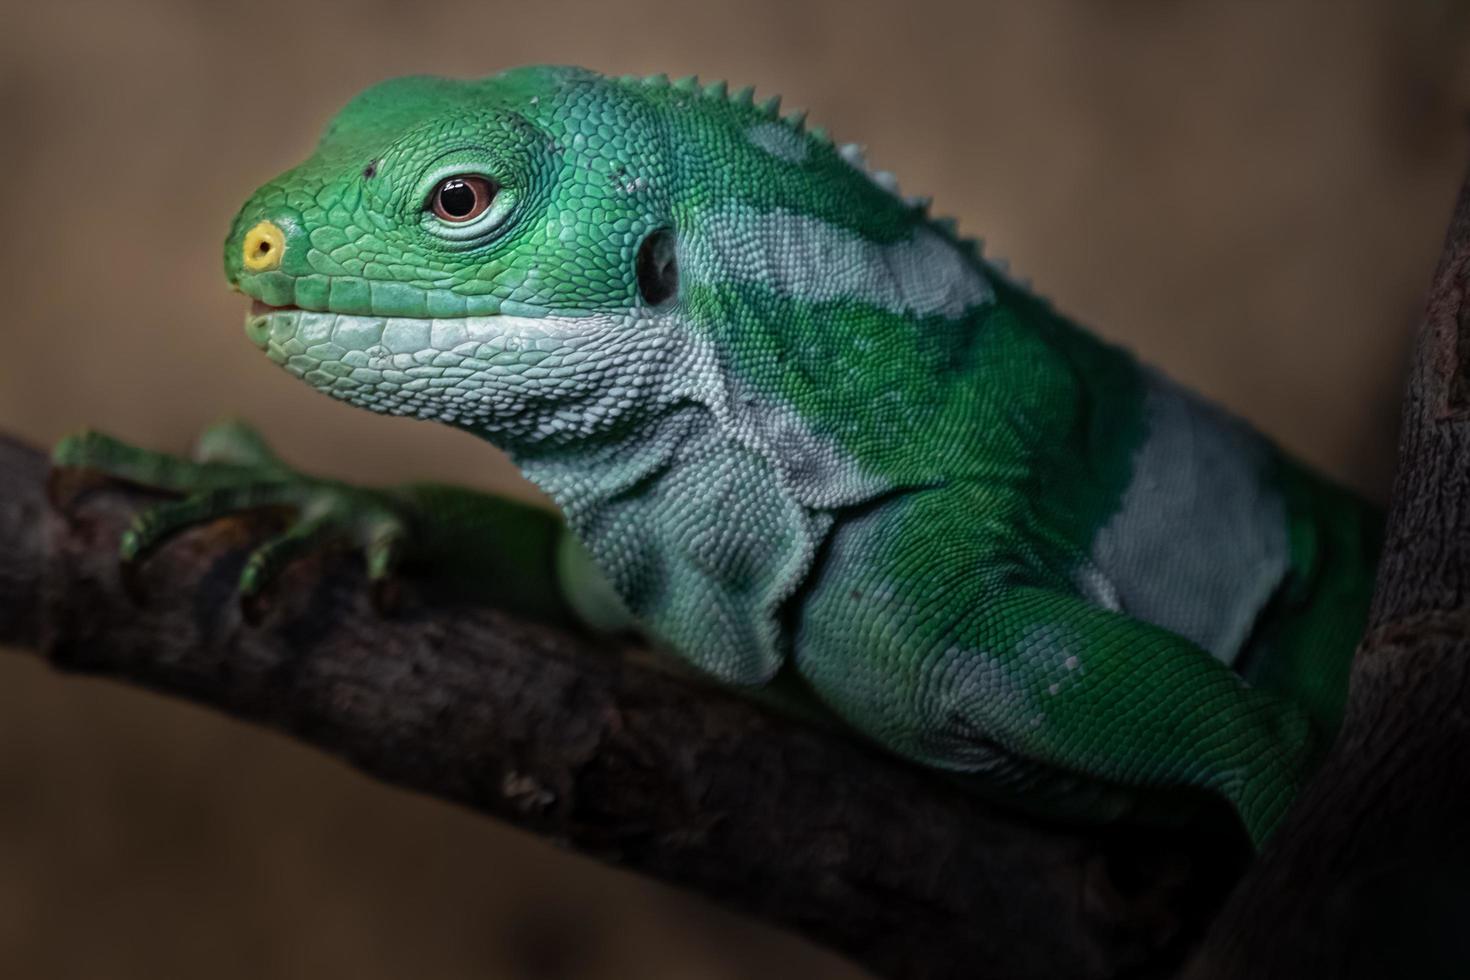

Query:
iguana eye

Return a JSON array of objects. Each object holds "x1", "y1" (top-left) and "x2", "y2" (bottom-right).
[{"x1": 429, "y1": 175, "x2": 497, "y2": 223}]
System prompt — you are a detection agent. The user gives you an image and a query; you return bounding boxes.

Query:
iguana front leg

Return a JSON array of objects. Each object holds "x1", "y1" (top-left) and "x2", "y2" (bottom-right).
[{"x1": 50, "y1": 423, "x2": 616, "y2": 625}]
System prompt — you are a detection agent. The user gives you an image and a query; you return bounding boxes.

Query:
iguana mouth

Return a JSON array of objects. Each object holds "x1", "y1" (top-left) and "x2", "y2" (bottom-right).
[
  {"x1": 238, "y1": 295, "x2": 641, "y2": 438},
  {"x1": 244, "y1": 296, "x2": 510, "y2": 319},
  {"x1": 241, "y1": 298, "x2": 590, "y2": 359}
]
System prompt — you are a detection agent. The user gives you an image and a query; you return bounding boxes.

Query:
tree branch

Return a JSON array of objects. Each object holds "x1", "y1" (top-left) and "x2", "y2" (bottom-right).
[
  {"x1": 1183, "y1": 167, "x2": 1470, "y2": 978},
  {"x1": 0, "y1": 435, "x2": 1238, "y2": 980}
]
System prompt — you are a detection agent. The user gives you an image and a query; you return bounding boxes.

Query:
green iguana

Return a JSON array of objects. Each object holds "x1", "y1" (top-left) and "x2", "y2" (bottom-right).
[{"x1": 54, "y1": 66, "x2": 1380, "y2": 847}]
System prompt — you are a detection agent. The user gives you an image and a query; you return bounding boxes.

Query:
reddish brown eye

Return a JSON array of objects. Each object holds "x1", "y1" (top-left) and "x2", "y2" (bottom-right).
[{"x1": 429, "y1": 175, "x2": 497, "y2": 222}]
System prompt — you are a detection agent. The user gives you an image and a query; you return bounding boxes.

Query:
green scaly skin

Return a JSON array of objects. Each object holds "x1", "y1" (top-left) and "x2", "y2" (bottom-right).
[{"x1": 54, "y1": 66, "x2": 1379, "y2": 847}]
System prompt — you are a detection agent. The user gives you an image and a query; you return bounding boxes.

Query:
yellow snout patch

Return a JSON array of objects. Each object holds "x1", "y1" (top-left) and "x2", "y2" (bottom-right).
[{"x1": 242, "y1": 220, "x2": 285, "y2": 272}]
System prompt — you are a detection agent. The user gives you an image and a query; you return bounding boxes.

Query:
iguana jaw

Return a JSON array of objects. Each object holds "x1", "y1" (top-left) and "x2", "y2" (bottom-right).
[
  {"x1": 239, "y1": 303, "x2": 681, "y2": 450},
  {"x1": 238, "y1": 283, "x2": 514, "y2": 348}
]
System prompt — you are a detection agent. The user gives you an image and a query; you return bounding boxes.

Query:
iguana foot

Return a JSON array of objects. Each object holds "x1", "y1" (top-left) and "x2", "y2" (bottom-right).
[{"x1": 51, "y1": 421, "x2": 410, "y2": 617}]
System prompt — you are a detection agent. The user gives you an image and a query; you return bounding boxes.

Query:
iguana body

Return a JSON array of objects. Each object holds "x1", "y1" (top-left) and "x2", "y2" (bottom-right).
[{"x1": 58, "y1": 66, "x2": 1378, "y2": 846}]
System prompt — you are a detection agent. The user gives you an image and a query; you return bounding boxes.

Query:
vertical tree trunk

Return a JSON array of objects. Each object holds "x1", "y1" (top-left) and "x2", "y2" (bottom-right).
[{"x1": 1184, "y1": 168, "x2": 1470, "y2": 978}]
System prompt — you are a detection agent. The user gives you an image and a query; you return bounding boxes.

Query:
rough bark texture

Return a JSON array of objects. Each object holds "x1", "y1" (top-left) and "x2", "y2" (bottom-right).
[
  {"x1": 0, "y1": 435, "x2": 1243, "y2": 980},
  {"x1": 1183, "y1": 170, "x2": 1470, "y2": 977}
]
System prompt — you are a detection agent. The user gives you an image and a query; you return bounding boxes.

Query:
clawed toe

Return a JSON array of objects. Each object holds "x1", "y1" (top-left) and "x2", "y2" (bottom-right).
[
  {"x1": 53, "y1": 430, "x2": 218, "y2": 492},
  {"x1": 194, "y1": 420, "x2": 287, "y2": 471},
  {"x1": 237, "y1": 513, "x2": 333, "y2": 599},
  {"x1": 51, "y1": 427, "x2": 421, "y2": 623}
]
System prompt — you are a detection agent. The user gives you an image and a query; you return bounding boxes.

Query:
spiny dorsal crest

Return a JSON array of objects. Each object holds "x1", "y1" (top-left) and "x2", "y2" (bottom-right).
[
  {"x1": 614, "y1": 70, "x2": 1038, "y2": 296},
  {"x1": 619, "y1": 71, "x2": 811, "y2": 132}
]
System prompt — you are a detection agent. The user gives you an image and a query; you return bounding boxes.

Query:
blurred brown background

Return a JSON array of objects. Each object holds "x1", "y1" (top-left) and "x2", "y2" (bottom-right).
[{"x1": 2, "y1": 1, "x2": 1468, "y2": 977}]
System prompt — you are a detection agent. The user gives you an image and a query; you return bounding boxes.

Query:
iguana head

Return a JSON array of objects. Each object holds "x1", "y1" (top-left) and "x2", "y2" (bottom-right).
[
  {"x1": 227, "y1": 66, "x2": 674, "y2": 447},
  {"x1": 227, "y1": 65, "x2": 994, "y2": 498}
]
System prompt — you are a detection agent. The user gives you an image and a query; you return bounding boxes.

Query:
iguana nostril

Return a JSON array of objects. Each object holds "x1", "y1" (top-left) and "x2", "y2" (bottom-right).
[{"x1": 242, "y1": 220, "x2": 286, "y2": 272}]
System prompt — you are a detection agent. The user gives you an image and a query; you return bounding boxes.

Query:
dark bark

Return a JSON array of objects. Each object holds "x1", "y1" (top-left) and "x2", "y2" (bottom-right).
[
  {"x1": 0, "y1": 435, "x2": 1240, "y2": 980},
  {"x1": 1182, "y1": 170, "x2": 1470, "y2": 978}
]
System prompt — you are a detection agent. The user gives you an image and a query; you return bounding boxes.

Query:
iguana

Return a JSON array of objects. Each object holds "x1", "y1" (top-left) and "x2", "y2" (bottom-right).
[{"x1": 54, "y1": 66, "x2": 1380, "y2": 847}]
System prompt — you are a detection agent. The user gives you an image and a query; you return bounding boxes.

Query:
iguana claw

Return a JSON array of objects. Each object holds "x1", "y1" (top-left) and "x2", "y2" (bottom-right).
[{"x1": 51, "y1": 422, "x2": 413, "y2": 620}]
